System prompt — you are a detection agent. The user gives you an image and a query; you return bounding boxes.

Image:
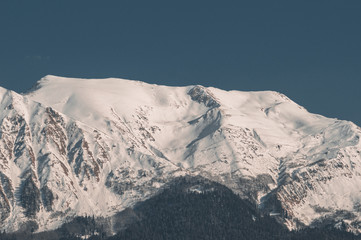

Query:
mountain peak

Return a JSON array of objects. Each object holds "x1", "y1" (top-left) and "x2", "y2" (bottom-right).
[{"x1": 188, "y1": 85, "x2": 221, "y2": 108}]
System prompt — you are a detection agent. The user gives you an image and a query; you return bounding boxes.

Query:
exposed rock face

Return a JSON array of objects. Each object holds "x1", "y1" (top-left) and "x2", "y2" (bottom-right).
[
  {"x1": 188, "y1": 85, "x2": 220, "y2": 108},
  {"x1": 0, "y1": 186, "x2": 10, "y2": 221},
  {"x1": 0, "y1": 76, "x2": 360, "y2": 234}
]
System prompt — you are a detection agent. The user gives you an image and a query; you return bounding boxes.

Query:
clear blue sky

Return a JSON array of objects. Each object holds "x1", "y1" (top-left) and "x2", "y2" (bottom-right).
[{"x1": 0, "y1": 0, "x2": 360, "y2": 125}]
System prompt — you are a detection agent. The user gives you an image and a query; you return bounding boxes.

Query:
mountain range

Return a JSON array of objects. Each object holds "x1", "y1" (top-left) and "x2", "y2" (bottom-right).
[{"x1": 0, "y1": 75, "x2": 361, "y2": 237}]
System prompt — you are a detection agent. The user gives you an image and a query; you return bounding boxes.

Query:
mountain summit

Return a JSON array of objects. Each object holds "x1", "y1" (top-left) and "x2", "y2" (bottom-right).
[{"x1": 0, "y1": 75, "x2": 360, "y2": 233}]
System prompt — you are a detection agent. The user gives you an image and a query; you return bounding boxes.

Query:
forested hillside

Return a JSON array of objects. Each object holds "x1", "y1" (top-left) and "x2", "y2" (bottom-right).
[{"x1": 0, "y1": 177, "x2": 358, "y2": 240}]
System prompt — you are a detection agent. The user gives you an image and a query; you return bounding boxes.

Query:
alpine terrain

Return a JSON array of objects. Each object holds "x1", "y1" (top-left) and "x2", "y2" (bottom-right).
[{"x1": 0, "y1": 75, "x2": 361, "y2": 237}]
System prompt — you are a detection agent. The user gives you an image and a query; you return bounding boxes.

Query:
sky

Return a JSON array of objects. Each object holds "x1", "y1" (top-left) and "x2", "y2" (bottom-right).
[{"x1": 0, "y1": 0, "x2": 360, "y2": 125}]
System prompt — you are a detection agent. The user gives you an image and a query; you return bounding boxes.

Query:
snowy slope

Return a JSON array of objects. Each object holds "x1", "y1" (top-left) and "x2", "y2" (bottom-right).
[{"x1": 0, "y1": 75, "x2": 361, "y2": 233}]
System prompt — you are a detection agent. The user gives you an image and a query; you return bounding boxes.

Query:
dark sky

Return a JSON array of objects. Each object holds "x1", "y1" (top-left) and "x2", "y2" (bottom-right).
[{"x1": 0, "y1": 0, "x2": 360, "y2": 125}]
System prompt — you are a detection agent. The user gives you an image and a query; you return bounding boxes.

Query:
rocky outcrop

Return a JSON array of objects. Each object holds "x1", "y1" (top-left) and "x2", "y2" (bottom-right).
[
  {"x1": 0, "y1": 186, "x2": 10, "y2": 221},
  {"x1": 188, "y1": 86, "x2": 220, "y2": 108}
]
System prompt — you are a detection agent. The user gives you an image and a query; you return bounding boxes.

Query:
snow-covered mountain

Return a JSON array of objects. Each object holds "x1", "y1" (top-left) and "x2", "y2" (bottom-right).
[{"x1": 0, "y1": 75, "x2": 361, "y2": 233}]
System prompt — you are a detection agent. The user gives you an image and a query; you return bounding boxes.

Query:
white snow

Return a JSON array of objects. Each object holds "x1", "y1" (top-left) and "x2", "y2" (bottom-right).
[{"x1": 0, "y1": 75, "x2": 360, "y2": 233}]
